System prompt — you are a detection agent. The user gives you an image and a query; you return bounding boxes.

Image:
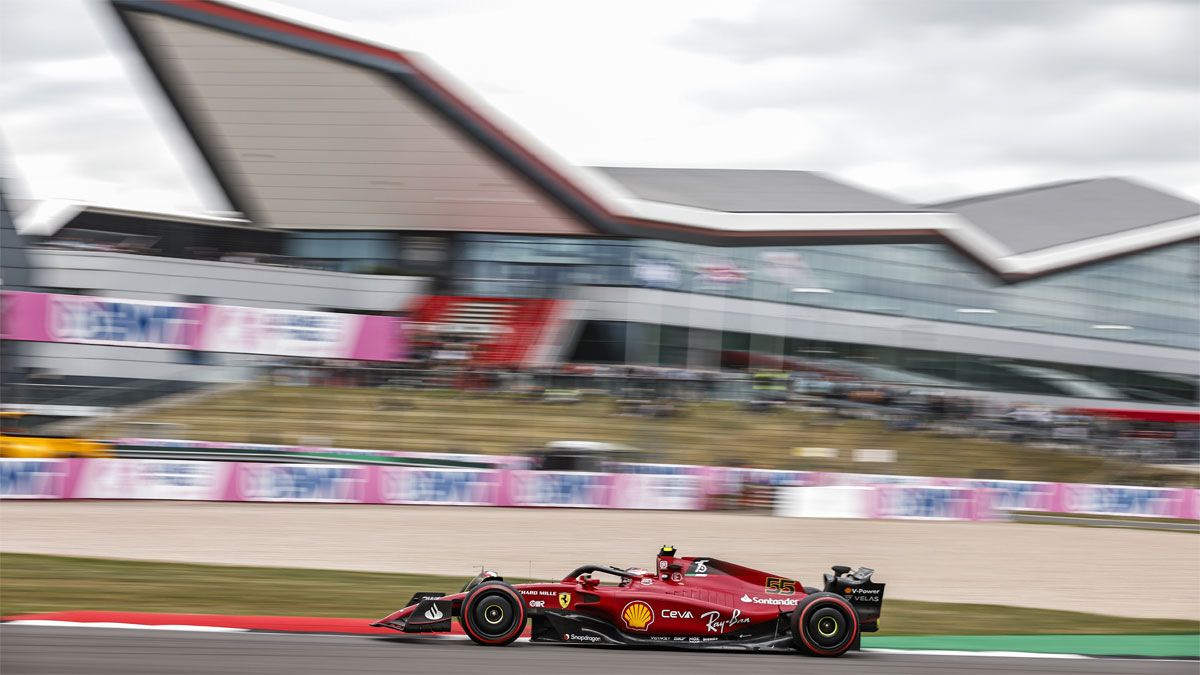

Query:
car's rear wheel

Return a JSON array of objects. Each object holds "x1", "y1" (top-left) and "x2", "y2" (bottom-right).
[
  {"x1": 790, "y1": 592, "x2": 859, "y2": 657},
  {"x1": 460, "y1": 582, "x2": 526, "y2": 646}
]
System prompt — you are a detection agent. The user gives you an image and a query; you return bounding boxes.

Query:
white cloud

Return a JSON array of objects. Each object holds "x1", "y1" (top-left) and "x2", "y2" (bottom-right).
[{"x1": 0, "y1": 0, "x2": 1195, "y2": 213}]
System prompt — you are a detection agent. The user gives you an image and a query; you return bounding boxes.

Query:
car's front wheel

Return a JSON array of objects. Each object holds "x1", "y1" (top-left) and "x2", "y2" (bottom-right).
[
  {"x1": 460, "y1": 582, "x2": 526, "y2": 646},
  {"x1": 790, "y1": 592, "x2": 859, "y2": 657}
]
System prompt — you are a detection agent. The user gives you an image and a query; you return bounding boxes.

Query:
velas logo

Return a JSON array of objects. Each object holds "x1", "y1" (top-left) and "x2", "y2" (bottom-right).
[
  {"x1": 558, "y1": 592, "x2": 571, "y2": 609},
  {"x1": 622, "y1": 601, "x2": 654, "y2": 631}
]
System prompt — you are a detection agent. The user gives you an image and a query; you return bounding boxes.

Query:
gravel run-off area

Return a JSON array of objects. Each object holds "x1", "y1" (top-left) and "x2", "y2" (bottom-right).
[{"x1": 1, "y1": 501, "x2": 1197, "y2": 620}]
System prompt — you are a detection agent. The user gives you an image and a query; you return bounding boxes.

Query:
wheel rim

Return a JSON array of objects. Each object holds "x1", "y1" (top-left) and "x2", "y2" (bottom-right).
[
  {"x1": 471, "y1": 593, "x2": 518, "y2": 639},
  {"x1": 806, "y1": 605, "x2": 851, "y2": 649},
  {"x1": 484, "y1": 604, "x2": 505, "y2": 625}
]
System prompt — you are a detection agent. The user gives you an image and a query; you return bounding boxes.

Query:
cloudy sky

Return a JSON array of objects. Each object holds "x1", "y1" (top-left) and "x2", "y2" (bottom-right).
[{"x1": 1, "y1": 0, "x2": 1197, "y2": 215}]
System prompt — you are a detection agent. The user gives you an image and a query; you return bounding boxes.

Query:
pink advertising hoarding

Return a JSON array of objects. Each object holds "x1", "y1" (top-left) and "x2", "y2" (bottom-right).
[
  {"x1": 0, "y1": 291, "x2": 404, "y2": 361},
  {"x1": 3, "y1": 457, "x2": 1197, "y2": 520}
]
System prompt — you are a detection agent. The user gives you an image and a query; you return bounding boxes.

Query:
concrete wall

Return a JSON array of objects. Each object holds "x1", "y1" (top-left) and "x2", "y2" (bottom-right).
[{"x1": 27, "y1": 249, "x2": 426, "y2": 310}]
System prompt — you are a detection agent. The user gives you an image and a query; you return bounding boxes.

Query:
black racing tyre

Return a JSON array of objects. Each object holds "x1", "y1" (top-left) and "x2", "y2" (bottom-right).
[
  {"x1": 790, "y1": 592, "x2": 859, "y2": 657},
  {"x1": 460, "y1": 582, "x2": 526, "y2": 646}
]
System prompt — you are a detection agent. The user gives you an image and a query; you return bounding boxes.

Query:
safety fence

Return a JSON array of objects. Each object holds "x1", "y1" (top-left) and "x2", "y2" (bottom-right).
[{"x1": 3, "y1": 456, "x2": 1197, "y2": 521}]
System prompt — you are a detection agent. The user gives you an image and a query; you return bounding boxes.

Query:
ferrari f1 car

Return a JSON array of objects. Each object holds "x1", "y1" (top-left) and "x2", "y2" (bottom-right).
[{"x1": 373, "y1": 546, "x2": 884, "y2": 657}]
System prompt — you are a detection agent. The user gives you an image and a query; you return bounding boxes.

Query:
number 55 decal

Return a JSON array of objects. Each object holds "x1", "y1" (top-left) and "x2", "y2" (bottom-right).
[{"x1": 765, "y1": 577, "x2": 797, "y2": 595}]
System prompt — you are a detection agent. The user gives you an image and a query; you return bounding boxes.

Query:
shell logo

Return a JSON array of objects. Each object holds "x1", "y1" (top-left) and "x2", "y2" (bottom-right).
[{"x1": 621, "y1": 601, "x2": 655, "y2": 631}]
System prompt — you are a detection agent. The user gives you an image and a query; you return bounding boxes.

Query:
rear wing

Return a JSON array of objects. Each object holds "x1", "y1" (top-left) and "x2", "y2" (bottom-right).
[{"x1": 823, "y1": 566, "x2": 885, "y2": 632}]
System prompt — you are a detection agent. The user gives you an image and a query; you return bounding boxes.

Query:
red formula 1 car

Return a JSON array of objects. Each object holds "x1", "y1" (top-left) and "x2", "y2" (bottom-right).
[{"x1": 373, "y1": 546, "x2": 884, "y2": 657}]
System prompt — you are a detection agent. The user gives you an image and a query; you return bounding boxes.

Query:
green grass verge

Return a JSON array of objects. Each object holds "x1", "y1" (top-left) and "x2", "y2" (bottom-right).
[
  {"x1": 1026, "y1": 512, "x2": 1200, "y2": 526},
  {"x1": 862, "y1": 634, "x2": 1200, "y2": 658},
  {"x1": 2, "y1": 553, "x2": 1196, "y2": 637}
]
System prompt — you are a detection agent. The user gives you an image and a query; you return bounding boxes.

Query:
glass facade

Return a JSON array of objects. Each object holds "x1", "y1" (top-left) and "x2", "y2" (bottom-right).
[
  {"x1": 287, "y1": 231, "x2": 402, "y2": 273},
  {"x1": 455, "y1": 235, "x2": 1200, "y2": 350},
  {"x1": 572, "y1": 320, "x2": 1199, "y2": 405},
  {"x1": 285, "y1": 231, "x2": 449, "y2": 275}
]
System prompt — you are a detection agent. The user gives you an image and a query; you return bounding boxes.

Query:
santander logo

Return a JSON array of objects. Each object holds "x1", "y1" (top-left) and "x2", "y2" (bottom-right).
[{"x1": 740, "y1": 593, "x2": 798, "y2": 606}]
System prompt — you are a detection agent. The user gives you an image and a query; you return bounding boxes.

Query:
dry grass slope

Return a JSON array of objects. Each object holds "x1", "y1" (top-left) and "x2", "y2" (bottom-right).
[{"x1": 90, "y1": 386, "x2": 1197, "y2": 486}]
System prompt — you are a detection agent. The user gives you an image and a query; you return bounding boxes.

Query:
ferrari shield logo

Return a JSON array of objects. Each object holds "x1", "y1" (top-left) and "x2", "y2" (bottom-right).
[{"x1": 558, "y1": 592, "x2": 571, "y2": 609}]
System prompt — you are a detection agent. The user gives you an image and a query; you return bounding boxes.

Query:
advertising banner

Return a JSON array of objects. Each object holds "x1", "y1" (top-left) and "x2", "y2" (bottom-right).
[
  {"x1": 777, "y1": 486, "x2": 873, "y2": 519},
  {"x1": 9, "y1": 453, "x2": 1196, "y2": 520},
  {"x1": 1, "y1": 291, "x2": 404, "y2": 360},
  {"x1": 1, "y1": 291, "x2": 200, "y2": 348},
  {"x1": 609, "y1": 473, "x2": 705, "y2": 510},
  {"x1": 615, "y1": 463, "x2": 707, "y2": 476},
  {"x1": 506, "y1": 471, "x2": 611, "y2": 507},
  {"x1": 632, "y1": 254, "x2": 684, "y2": 290},
  {"x1": 378, "y1": 467, "x2": 499, "y2": 505},
  {"x1": 1056, "y1": 484, "x2": 1181, "y2": 518},
  {"x1": 872, "y1": 485, "x2": 988, "y2": 520},
  {"x1": 72, "y1": 459, "x2": 230, "y2": 500},
  {"x1": 0, "y1": 459, "x2": 69, "y2": 499},
  {"x1": 1183, "y1": 489, "x2": 1200, "y2": 520},
  {"x1": 960, "y1": 479, "x2": 1057, "y2": 512},
  {"x1": 200, "y1": 306, "x2": 355, "y2": 359},
  {"x1": 235, "y1": 464, "x2": 367, "y2": 502},
  {"x1": 758, "y1": 251, "x2": 817, "y2": 287},
  {"x1": 818, "y1": 472, "x2": 950, "y2": 487},
  {"x1": 693, "y1": 255, "x2": 749, "y2": 289}
]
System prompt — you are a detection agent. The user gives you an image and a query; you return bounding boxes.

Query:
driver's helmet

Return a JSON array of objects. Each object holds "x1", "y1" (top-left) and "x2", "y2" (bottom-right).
[{"x1": 619, "y1": 567, "x2": 650, "y2": 587}]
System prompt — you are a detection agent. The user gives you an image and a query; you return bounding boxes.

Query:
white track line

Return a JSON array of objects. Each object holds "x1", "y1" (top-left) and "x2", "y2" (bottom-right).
[
  {"x1": 5, "y1": 621, "x2": 1193, "y2": 661},
  {"x1": 863, "y1": 647, "x2": 1084, "y2": 659},
  {"x1": 4, "y1": 620, "x2": 247, "y2": 632}
]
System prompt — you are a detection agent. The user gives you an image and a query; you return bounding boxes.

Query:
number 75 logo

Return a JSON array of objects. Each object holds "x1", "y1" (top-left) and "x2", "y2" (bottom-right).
[{"x1": 764, "y1": 577, "x2": 797, "y2": 595}]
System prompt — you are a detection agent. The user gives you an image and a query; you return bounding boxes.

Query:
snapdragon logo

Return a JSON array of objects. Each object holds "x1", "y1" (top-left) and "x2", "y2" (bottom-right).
[{"x1": 563, "y1": 633, "x2": 600, "y2": 643}]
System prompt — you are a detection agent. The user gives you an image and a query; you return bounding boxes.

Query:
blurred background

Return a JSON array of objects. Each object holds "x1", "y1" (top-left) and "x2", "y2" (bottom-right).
[
  {"x1": 1, "y1": 2, "x2": 1198, "y2": 673},
  {"x1": 0, "y1": 0, "x2": 1197, "y2": 487}
]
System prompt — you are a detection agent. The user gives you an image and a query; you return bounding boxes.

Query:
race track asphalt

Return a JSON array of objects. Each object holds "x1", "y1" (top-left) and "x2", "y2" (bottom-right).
[{"x1": 2, "y1": 626, "x2": 1195, "y2": 675}]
